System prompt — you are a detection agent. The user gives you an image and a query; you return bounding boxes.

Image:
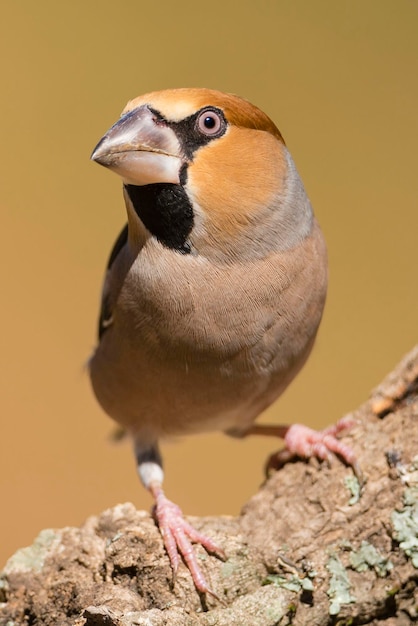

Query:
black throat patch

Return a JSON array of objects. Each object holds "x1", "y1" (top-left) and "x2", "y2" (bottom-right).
[{"x1": 125, "y1": 183, "x2": 193, "y2": 254}]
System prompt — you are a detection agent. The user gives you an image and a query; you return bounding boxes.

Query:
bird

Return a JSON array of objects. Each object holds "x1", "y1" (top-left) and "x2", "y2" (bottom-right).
[{"x1": 89, "y1": 88, "x2": 358, "y2": 598}]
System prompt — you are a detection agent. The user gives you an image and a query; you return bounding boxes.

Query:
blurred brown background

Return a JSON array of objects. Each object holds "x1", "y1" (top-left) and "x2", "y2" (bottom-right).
[{"x1": 1, "y1": 1, "x2": 417, "y2": 567}]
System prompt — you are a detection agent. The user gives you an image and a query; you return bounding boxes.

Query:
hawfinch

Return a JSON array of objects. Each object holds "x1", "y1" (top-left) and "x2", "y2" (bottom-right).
[{"x1": 90, "y1": 88, "x2": 358, "y2": 597}]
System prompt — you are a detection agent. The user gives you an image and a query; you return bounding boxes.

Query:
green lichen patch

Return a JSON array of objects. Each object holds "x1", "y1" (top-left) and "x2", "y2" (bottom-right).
[
  {"x1": 349, "y1": 541, "x2": 393, "y2": 577},
  {"x1": 391, "y1": 456, "x2": 418, "y2": 568},
  {"x1": 2, "y1": 529, "x2": 61, "y2": 575},
  {"x1": 263, "y1": 573, "x2": 314, "y2": 593},
  {"x1": 326, "y1": 554, "x2": 355, "y2": 616},
  {"x1": 344, "y1": 474, "x2": 361, "y2": 505},
  {"x1": 392, "y1": 486, "x2": 418, "y2": 568}
]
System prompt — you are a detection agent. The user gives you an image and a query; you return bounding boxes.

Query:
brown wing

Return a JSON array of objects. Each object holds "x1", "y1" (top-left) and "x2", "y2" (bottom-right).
[{"x1": 98, "y1": 224, "x2": 128, "y2": 339}]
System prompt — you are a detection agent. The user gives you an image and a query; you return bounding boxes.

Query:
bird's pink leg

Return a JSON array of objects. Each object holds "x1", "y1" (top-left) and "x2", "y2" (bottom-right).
[
  {"x1": 135, "y1": 442, "x2": 224, "y2": 598},
  {"x1": 247, "y1": 415, "x2": 362, "y2": 481},
  {"x1": 149, "y1": 482, "x2": 224, "y2": 598}
]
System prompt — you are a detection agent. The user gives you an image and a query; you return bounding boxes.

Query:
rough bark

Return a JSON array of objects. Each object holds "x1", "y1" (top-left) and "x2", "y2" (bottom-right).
[{"x1": 1, "y1": 346, "x2": 418, "y2": 626}]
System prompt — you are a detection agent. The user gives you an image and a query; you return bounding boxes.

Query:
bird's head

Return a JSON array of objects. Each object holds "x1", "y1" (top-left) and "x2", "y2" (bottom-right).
[{"x1": 91, "y1": 88, "x2": 313, "y2": 260}]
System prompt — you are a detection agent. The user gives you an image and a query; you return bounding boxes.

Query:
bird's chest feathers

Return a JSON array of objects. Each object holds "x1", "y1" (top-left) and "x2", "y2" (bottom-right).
[{"x1": 115, "y1": 234, "x2": 325, "y2": 375}]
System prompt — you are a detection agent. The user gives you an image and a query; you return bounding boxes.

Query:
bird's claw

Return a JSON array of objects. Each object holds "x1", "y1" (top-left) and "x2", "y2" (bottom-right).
[
  {"x1": 153, "y1": 490, "x2": 224, "y2": 598},
  {"x1": 267, "y1": 416, "x2": 363, "y2": 484}
]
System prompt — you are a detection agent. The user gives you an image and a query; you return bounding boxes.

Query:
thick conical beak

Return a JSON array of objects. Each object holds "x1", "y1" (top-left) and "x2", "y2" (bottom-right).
[{"x1": 91, "y1": 105, "x2": 182, "y2": 186}]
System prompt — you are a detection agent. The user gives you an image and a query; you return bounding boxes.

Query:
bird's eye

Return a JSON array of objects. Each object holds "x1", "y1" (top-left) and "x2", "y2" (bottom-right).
[{"x1": 196, "y1": 109, "x2": 223, "y2": 136}]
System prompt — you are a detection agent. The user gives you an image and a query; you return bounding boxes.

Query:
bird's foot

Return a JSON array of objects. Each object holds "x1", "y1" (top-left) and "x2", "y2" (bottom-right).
[
  {"x1": 266, "y1": 416, "x2": 363, "y2": 483},
  {"x1": 150, "y1": 484, "x2": 225, "y2": 599}
]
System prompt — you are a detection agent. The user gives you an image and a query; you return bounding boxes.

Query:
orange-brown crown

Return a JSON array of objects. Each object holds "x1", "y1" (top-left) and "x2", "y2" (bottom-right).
[{"x1": 123, "y1": 88, "x2": 284, "y2": 143}]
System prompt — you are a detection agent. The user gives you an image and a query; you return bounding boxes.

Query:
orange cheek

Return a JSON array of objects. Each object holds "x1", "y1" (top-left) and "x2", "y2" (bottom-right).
[{"x1": 187, "y1": 128, "x2": 287, "y2": 241}]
